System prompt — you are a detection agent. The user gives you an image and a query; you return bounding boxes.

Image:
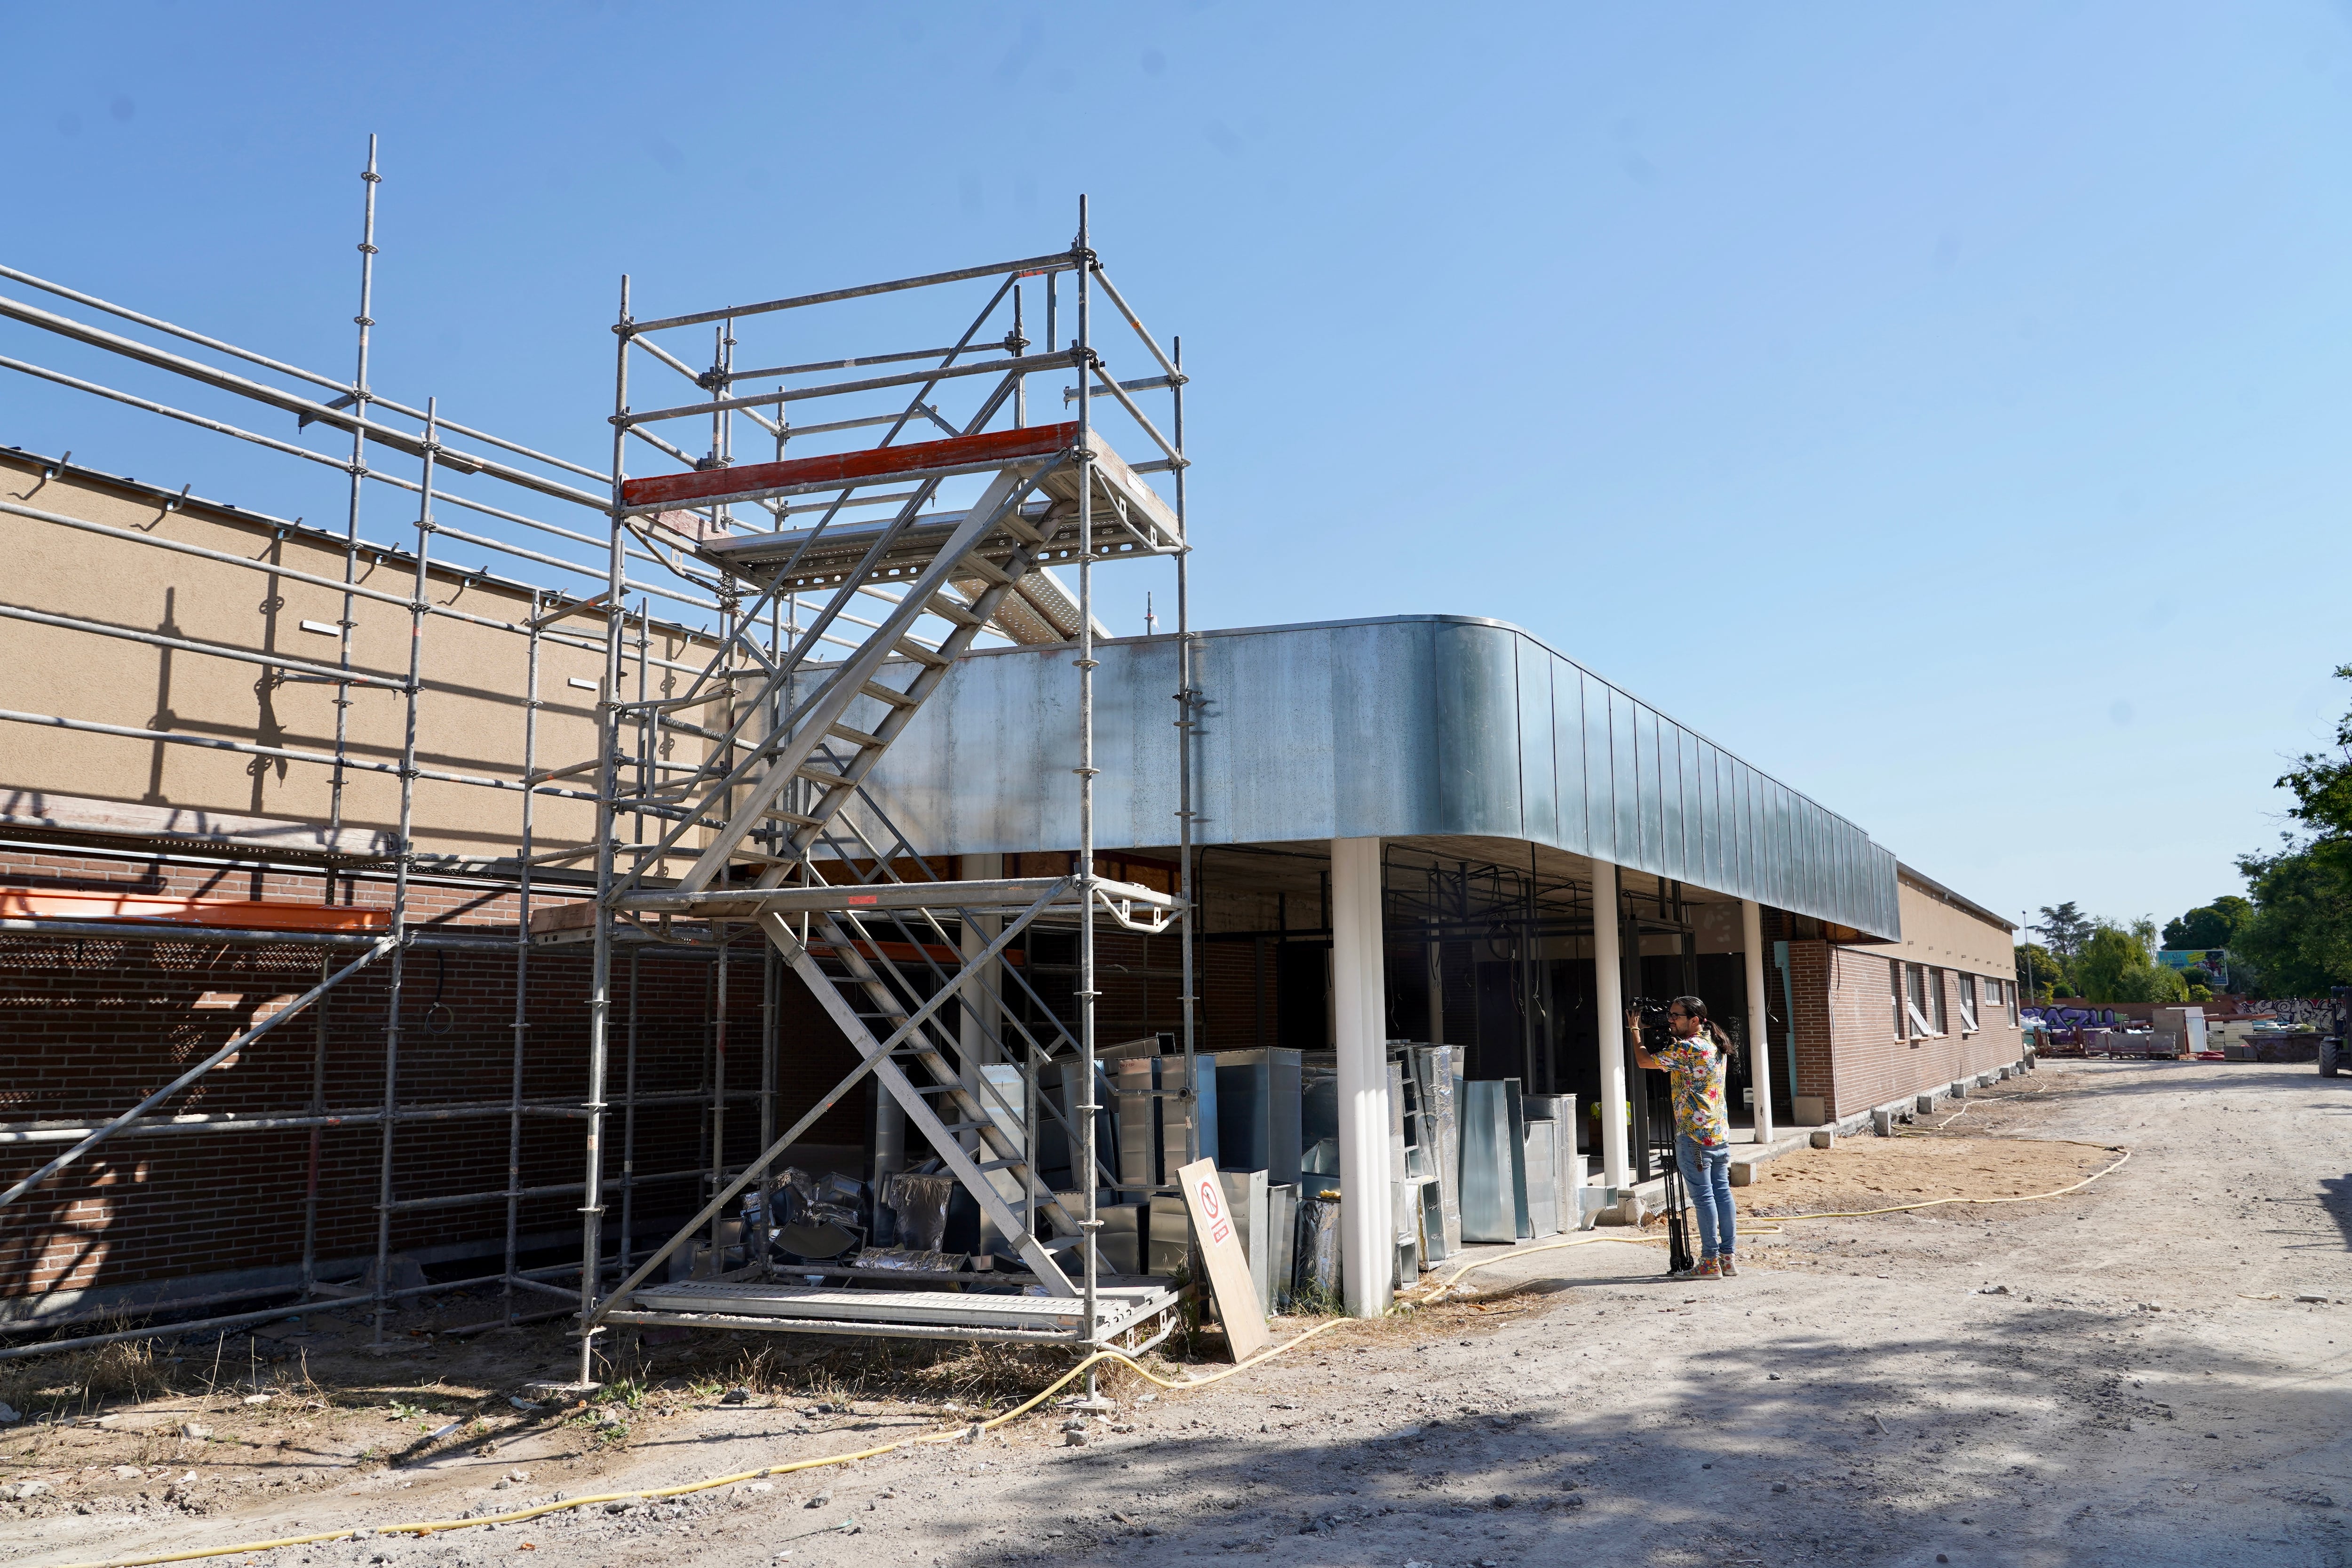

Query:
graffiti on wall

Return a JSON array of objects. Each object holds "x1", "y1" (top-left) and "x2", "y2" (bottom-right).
[
  {"x1": 2023, "y1": 1006, "x2": 2119, "y2": 1029},
  {"x1": 2231, "y1": 997, "x2": 2336, "y2": 1026}
]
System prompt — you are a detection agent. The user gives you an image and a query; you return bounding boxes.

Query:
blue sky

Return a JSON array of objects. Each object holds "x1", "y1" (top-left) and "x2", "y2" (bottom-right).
[{"x1": 4, "y1": 2, "x2": 2351, "y2": 935}]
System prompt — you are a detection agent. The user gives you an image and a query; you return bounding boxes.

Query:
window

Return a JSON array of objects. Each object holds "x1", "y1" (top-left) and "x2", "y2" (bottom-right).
[
  {"x1": 1891, "y1": 959, "x2": 1907, "y2": 1039},
  {"x1": 2007, "y1": 979, "x2": 2020, "y2": 1025},
  {"x1": 1929, "y1": 968, "x2": 1948, "y2": 1035},
  {"x1": 1905, "y1": 963, "x2": 1938, "y2": 1037},
  {"x1": 1957, "y1": 973, "x2": 1979, "y2": 1033}
]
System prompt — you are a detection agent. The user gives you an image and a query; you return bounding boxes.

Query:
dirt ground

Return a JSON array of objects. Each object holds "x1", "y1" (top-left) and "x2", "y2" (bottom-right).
[{"x1": 3, "y1": 1059, "x2": 2348, "y2": 1568}]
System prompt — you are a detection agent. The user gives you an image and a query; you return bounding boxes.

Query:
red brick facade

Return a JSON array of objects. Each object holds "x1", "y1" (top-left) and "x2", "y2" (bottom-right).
[
  {"x1": 1783, "y1": 939, "x2": 2026, "y2": 1121},
  {"x1": 0, "y1": 844, "x2": 866, "y2": 1307}
]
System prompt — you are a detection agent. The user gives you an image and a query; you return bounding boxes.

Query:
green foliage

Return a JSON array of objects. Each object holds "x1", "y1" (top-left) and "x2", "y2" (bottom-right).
[
  {"x1": 2163, "y1": 895, "x2": 2251, "y2": 951},
  {"x1": 2013, "y1": 942, "x2": 2069, "y2": 1000},
  {"x1": 2277, "y1": 666, "x2": 2352, "y2": 838},
  {"x1": 2074, "y1": 923, "x2": 2187, "y2": 1004},
  {"x1": 2032, "y1": 902, "x2": 2096, "y2": 960},
  {"x1": 2231, "y1": 840, "x2": 2352, "y2": 996},
  {"x1": 2226, "y1": 666, "x2": 2352, "y2": 997}
]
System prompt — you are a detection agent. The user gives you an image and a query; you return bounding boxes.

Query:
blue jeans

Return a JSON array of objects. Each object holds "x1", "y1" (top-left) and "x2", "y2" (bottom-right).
[{"x1": 1676, "y1": 1132, "x2": 1736, "y2": 1259}]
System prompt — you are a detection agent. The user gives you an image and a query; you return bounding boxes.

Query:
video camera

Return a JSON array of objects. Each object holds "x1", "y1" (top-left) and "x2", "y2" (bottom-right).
[{"x1": 1627, "y1": 996, "x2": 1677, "y2": 1052}]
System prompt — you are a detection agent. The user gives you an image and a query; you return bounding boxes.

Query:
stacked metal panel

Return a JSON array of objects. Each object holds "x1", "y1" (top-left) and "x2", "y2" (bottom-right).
[
  {"x1": 1112, "y1": 1055, "x2": 1160, "y2": 1190},
  {"x1": 1523, "y1": 1092, "x2": 1580, "y2": 1234},
  {"x1": 1218, "y1": 1169, "x2": 1272, "y2": 1314},
  {"x1": 1156, "y1": 1054, "x2": 1218, "y2": 1182},
  {"x1": 1502, "y1": 1078, "x2": 1532, "y2": 1239},
  {"x1": 1293, "y1": 1194, "x2": 1342, "y2": 1307},
  {"x1": 1146, "y1": 1194, "x2": 1189, "y2": 1275},
  {"x1": 1458, "y1": 1080, "x2": 1518, "y2": 1244},
  {"x1": 1521, "y1": 1119, "x2": 1559, "y2": 1239},
  {"x1": 1214, "y1": 1048, "x2": 1303, "y2": 1189},
  {"x1": 1268, "y1": 1183, "x2": 1298, "y2": 1311},
  {"x1": 1421, "y1": 1048, "x2": 1458, "y2": 1260}
]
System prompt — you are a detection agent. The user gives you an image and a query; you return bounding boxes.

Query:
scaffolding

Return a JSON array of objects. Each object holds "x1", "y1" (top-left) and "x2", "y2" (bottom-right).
[{"x1": 0, "y1": 143, "x2": 1195, "y2": 1375}]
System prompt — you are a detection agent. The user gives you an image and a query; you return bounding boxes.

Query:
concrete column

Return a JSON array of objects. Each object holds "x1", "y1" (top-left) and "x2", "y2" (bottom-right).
[
  {"x1": 1591, "y1": 859, "x2": 1631, "y2": 1191},
  {"x1": 1331, "y1": 836, "x2": 1393, "y2": 1317},
  {"x1": 1742, "y1": 899, "x2": 1774, "y2": 1146}
]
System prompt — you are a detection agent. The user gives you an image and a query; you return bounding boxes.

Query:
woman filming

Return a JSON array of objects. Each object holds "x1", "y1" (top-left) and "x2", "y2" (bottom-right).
[{"x1": 1624, "y1": 996, "x2": 1738, "y2": 1280}]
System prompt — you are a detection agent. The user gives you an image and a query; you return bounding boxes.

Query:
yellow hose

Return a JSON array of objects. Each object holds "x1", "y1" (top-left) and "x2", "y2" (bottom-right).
[{"x1": 48, "y1": 1139, "x2": 2130, "y2": 1568}]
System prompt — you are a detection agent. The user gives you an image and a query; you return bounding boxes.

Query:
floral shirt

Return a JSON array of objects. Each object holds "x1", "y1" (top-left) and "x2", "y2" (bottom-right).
[{"x1": 1654, "y1": 1038, "x2": 1729, "y2": 1147}]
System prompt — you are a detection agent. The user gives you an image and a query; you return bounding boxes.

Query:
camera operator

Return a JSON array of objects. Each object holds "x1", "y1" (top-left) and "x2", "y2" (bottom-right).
[{"x1": 1623, "y1": 996, "x2": 1739, "y2": 1280}]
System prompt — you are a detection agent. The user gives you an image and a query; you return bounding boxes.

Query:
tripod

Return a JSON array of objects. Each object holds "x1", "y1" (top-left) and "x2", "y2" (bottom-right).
[{"x1": 1652, "y1": 1104, "x2": 1694, "y2": 1276}]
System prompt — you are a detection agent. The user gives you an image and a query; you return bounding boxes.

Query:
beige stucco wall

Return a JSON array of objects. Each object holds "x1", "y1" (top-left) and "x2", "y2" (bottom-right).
[
  {"x1": 0, "y1": 453, "x2": 716, "y2": 864},
  {"x1": 1851, "y1": 876, "x2": 2014, "y2": 982}
]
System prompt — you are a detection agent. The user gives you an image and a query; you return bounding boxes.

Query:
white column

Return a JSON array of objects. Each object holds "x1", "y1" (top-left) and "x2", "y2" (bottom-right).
[
  {"x1": 1591, "y1": 859, "x2": 1631, "y2": 1191},
  {"x1": 1331, "y1": 836, "x2": 1393, "y2": 1318},
  {"x1": 1742, "y1": 899, "x2": 1775, "y2": 1146}
]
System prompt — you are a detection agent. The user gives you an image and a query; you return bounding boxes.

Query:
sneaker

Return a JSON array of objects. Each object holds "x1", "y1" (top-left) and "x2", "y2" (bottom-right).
[
  {"x1": 1718, "y1": 1256, "x2": 1740, "y2": 1277},
  {"x1": 1671, "y1": 1257, "x2": 1722, "y2": 1281}
]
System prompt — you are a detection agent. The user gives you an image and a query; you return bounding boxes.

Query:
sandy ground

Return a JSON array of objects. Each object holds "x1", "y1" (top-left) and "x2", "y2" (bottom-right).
[{"x1": 3, "y1": 1059, "x2": 2349, "y2": 1568}]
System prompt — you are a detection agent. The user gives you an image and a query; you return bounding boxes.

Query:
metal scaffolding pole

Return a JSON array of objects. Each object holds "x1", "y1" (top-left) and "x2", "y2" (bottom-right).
[
  {"x1": 330, "y1": 135, "x2": 380, "y2": 843},
  {"x1": 1074, "y1": 195, "x2": 1100, "y2": 1371},
  {"x1": 369, "y1": 398, "x2": 439, "y2": 1351},
  {"x1": 575, "y1": 275, "x2": 632, "y2": 1390},
  {"x1": 502, "y1": 594, "x2": 545, "y2": 1323}
]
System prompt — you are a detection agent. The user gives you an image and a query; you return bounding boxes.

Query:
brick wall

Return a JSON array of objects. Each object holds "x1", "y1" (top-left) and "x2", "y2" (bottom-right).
[
  {"x1": 1786, "y1": 939, "x2": 1838, "y2": 1105},
  {"x1": 1801, "y1": 945, "x2": 2026, "y2": 1120},
  {"x1": 0, "y1": 844, "x2": 869, "y2": 1306}
]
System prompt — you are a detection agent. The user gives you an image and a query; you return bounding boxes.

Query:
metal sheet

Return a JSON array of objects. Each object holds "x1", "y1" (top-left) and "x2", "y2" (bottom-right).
[
  {"x1": 1516, "y1": 637, "x2": 1557, "y2": 846},
  {"x1": 1553, "y1": 661, "x2": 1589, "y2": 859},
  {"x1": 1456, "y1": 1079, "x2": 1517, "y2": 1245},
  {"x1": 848, "y1": 614, "x2": 1903, "y2": 939}
]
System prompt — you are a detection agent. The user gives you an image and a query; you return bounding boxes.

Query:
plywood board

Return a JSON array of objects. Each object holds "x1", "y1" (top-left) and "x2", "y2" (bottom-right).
[{"x1": 1176, "y1": 1156, "x2": 1271, "y2": 1361}]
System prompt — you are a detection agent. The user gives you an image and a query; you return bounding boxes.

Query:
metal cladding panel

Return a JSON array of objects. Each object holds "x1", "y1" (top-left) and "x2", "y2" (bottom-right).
[
  {"x1": 1431, "y1": 621, "x2": 1522, "y2": 839},
  {"x1": 1326, "y1": 618, "x2": 1445, "y2": 839},
  {"x1": 1696, "y1": 740, "x2": 1720, "y2": 894},
  {"x1": 850, "y1": 614, "x2": 1901, "y2": 937},
  {"x1": 1515, "y1": 638, "x2": 1558, "y2": 846},
  {"x1": 1656, "y1": 710, "x2": 1675, "y2": 869},
  {"x1": 1609, "y1": 689, "x2": 1640, "y2": 868},
  {"x1": 1552, "y1": 660, "x2": 1590, "y2": 858},
  {"x1": 1655, "y1": 713, "x2": 1678, "y2": 880},
  {"x1": 1582, "y1": 672, "x2": 1615, "y2": 861},
  {"x1": 1680, "y1": 729, "x2": 1704, "y2": 884},
  {"x1": 1740, "y1": 757, "x2": 1759, "y2": 902}
]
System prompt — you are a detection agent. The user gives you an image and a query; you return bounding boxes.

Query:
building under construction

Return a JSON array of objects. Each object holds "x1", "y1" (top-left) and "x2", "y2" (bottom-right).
[{"x1": 0, "y1": 153, "x2": 2030, "y2": 1375}]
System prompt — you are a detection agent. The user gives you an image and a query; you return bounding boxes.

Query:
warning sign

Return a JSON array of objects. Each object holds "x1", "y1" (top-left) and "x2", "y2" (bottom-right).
[{"x1": 1176, "y1": 1156, "x2": 1268, "y2": 1362}]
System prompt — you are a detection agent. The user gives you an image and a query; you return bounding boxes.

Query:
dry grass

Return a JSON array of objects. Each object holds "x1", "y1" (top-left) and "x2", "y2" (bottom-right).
[{"x1": 0, "y1": 1321, "x2": 191, "y2": 1419}]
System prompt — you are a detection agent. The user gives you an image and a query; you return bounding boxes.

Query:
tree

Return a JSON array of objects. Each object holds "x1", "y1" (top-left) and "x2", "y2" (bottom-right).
[
  {"x1": 2231, "y1": 842, "x2": 2352, "y2": 997},
  {"x1": 2014, "y1": 943, "x2": 2068, "y2": 1001},
  {"x1": 2227, "y1": 666, "x2": 2352, "y2": 997},
  {"x1": 2033, "y1": 902, "x2": 2096, "y2": 961},
  {"x1": 2075, "y1": 922, "x2": 2188, "y2": 1004},
  {"x1": 2278, "y1": 666, "x2": 2352, "y2": 838},
  {"x1": 2162, "y1": 895, "x2": 2252, "y2": 951}
]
